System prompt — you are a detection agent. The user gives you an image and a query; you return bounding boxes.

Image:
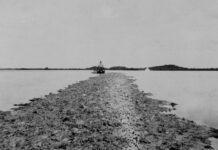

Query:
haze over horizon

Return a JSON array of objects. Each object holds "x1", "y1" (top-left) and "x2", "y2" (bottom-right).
[{"x1": 1, "y1": 0, "x2": 218, "y2": 68}]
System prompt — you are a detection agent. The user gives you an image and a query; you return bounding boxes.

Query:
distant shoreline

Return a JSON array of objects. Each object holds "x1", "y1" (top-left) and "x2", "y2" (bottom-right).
[
  {"x1": 0, "y1": 69, "x2": 146, "y2": 71},
  {"x1": 0, "y1": 67, "x2": 146, "y2": 71},
  {"x1": 150, "y1": 69, "x2": 218, "y2": 71},
  {"x1": 0, "y1": 68, "x2": 85, "y2": 71},
  {"x1": 2, "y1": 64, "x2": 218, "y2": 71},
  {"x1": 149, "y1": 64, "x2": 218, "y2": 71}
]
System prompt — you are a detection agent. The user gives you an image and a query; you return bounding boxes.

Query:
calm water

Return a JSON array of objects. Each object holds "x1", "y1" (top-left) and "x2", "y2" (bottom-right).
[
  {"x1": 124, "y1": 70, "x2": 218, "y2": 149},
  {"x1": 125, "y1": 71, "x2": 218, "y2": 129},
  {"x1": 0, "y1": 70, "x2": 96, "y2": 111},
  {"x1": 0, "y1": 70, "x2": 218, "y2": 128},
  {"x1": 0, "y1": 70, "x2": 218, "y2": 147}
]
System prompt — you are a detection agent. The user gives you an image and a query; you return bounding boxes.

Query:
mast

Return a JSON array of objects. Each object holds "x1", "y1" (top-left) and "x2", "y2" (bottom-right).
[{"x1": 99, "y1": 61, "x2": 103, "y2": 68}]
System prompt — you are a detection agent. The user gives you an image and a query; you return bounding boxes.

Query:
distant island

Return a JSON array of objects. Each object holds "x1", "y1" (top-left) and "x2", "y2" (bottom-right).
[
  {"x1": 149, "y1": 64, "x2": 218, "y2": 71},
  {"x1": 0, "y1": 66, "x2": 146, "y2": 71},
  {"x1": 87, "y1": 66, "x2": 146, "y2": 71}
]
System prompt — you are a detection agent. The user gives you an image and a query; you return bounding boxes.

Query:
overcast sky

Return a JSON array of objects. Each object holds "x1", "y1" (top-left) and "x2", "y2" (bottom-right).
[{"x1": 0, "y1": 0, "x2": 218, "y2": 68}]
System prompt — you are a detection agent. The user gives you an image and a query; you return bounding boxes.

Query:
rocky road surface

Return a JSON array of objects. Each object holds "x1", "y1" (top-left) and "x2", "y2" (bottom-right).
[{"x1": 0, "y1": 73, "x2": 218, "y2": 150}]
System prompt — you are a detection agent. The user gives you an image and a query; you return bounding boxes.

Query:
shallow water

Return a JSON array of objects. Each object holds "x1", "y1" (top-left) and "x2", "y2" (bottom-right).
[
  {"x1": 0, "y1": 70, "x2": 96, "y2": 111},
  {"x1": 1, "y1": 70, "x2": 218, "y2": 129},
  {"x1": 1, "y1": 70, "x2": 218, "y2": 147},
  {"x1": 123, "y1": 70, "x2": 218, "y2": 149},
  {"x1": 123, "y1": 70, "x2": 218, "y2": 129}
]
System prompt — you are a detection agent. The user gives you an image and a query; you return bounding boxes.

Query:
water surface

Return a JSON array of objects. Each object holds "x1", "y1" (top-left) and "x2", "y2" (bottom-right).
[
  {"x1": 125, "y1": 70, "x2": 218, "y2": 149},
  {"x1": 1, "y1": 70, "x2": 218, "y2": 128},
  {"x1": 125, "y1": 70, "x2": 218, "y2": 129},
  {"x1": 0, "y1": 71, "x2": 218, "y2": 128},
  {"x1": 1, "y1": 70, "x2": 218, "y2": 147},
  {"x1": 0, "y1": 70, "x2": 95, "y2": 111}
]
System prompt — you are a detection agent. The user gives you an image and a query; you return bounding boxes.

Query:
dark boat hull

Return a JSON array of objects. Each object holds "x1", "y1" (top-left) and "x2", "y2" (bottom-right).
[
  {"x1": 97, "y1": 69, "x2": 105, "y2": 74},
  {"x1": 94, "y1": 67, "x2": 105, "y2": 74}
]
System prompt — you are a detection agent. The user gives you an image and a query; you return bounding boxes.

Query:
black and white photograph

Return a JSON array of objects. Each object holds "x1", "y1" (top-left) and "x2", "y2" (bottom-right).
[{"x1": 0, "y1": 0, "x2": 218, "y2": 149}]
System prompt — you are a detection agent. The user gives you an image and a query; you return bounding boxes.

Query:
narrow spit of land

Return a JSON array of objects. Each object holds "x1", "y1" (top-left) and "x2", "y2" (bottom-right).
[{"x1": 0, "y1": 73, "x2": 217, "y2": 150}]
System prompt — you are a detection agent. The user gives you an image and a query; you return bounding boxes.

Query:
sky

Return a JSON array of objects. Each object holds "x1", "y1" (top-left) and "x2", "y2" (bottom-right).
[{"x1": 1, "y1": 0, "x2": 218, "y2": 68}]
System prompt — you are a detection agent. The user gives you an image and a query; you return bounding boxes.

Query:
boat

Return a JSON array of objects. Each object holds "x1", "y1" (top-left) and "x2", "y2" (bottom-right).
[{"x1": 94, "y1": 61, "x2": 105, "y2": 74}]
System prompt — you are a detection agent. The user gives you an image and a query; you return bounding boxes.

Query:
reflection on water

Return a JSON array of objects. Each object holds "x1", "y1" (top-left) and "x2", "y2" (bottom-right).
[{"x1": 0, "y1": 70, "x2": 95, "y2": 111}]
